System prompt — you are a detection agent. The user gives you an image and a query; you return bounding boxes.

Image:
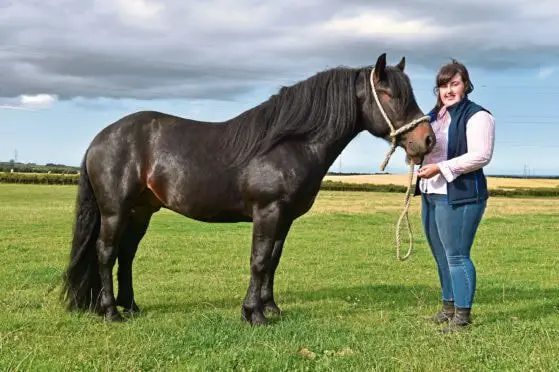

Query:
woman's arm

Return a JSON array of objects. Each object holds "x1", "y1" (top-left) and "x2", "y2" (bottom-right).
[{"x1": 438, "y1": 111, "x2": 495, "y2": 182}]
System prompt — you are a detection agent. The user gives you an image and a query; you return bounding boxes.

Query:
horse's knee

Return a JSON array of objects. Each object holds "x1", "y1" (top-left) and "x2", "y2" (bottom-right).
[
  {"x1": 251, "y1": 255, "x2": 270, "y2": 275},
  {"x1": 251, "y1": 258, "x2": 267, "y2": 272},
  {"x1": 97, "y1": 243, "x2": 117, "y2": 265}
]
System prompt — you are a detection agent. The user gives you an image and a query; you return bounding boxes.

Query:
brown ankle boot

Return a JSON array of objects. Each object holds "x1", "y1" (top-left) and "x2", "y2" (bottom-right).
[
  {"x1": 441, "y1": 307, "x2": 472, "y2": 333},
  {"x1": 432, "y1": 300, "x2": 455, "y2": 324}
]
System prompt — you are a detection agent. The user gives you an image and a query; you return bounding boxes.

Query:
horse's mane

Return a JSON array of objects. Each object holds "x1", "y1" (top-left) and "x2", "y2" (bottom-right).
[{"x1": 222, "y1": 66, "x2": 363, "y2": 166}]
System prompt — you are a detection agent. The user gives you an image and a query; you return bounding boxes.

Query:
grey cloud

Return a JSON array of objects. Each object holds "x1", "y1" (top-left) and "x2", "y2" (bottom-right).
[{"x1": 1, "y1": 0, "x2": 558, "y2": 100}]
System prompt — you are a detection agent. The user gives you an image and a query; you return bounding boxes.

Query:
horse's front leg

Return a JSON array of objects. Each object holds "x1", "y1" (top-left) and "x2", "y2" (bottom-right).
[
  {"x1": 242, "y1": 202, "x2": 283, "y2": 325},
  {"x1": 261, "y1": 219, "x2": 292, "y2": 316}
]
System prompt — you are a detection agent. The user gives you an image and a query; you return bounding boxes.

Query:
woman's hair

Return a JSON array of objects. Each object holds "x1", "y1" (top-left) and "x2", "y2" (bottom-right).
[{"x1": 433, "y1": 59, "x2": 474, "y2": 111}]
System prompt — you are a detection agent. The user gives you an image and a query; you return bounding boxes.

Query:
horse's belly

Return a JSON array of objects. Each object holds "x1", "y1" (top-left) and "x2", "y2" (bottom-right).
[
  {"x1": 184, "y1": 210, "x2": 252, "y2": 223},
  {"x1": 167, "y1": 192, "x2": 251, "y2": 223}
]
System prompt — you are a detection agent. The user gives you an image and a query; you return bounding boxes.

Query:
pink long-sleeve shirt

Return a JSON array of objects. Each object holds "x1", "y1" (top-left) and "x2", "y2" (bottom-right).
[{"x1": 418, "y1": 106, "x2": 496, "y2": 194}]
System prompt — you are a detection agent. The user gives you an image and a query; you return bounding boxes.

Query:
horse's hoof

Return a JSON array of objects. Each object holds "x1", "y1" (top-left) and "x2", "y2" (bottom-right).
[
  {"x1": 123, "y1": 306, "x2": 141, "y2": 315},
  {"x1": 264, "y1": 301, "x2": 282, "y2": 315},
  {"x1": 121, "y1": 303, "x2": 141, "y2": 314},
  {"x1": 251, "y1": 312, "x2": 268, "y2": 325},
  {"x1": 241, "y1": 306, "x2": 268, "y2": 325},
  {"x1": 104, "y1": 308, "x2": 126, "y2": 322},
  {"x1": 116, "y1": 298, "x2": 141, "y2": 314}
]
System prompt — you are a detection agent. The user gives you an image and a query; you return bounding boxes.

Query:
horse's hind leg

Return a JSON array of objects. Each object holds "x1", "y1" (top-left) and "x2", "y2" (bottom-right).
[
  {"x1": 116, "y1": 207, "x2": 153, "y2": 314},
  {"x1": 242, "y1": 202, "x2": 284, "y2": 325},
  {"x1": 261, "y1": 219, "x2": 292, "y2": 315},
  {"x1": 97, "y1": 212, "x2": 128, "y2": 321}
]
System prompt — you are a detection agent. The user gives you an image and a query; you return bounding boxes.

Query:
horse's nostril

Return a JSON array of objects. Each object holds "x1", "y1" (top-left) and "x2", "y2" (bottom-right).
[{"x1": 425, "y1": 134, "x2": 433, "y2": 149}]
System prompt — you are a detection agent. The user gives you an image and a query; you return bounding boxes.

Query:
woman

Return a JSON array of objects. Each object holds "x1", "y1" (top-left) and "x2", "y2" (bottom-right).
[{"x1": 414, "y1": 59, "x2": 495, "y2": 333}]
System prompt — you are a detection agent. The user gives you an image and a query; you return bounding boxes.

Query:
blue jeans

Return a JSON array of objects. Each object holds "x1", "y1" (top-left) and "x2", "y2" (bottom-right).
[{"x1": 421, "y1": 193, "x2": 486, "y2": 309}]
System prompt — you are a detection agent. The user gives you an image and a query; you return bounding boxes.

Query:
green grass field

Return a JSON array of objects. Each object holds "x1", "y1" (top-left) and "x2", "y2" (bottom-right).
[{"x1": 1, "y1": 184, "x2": 558, "y2": 371}]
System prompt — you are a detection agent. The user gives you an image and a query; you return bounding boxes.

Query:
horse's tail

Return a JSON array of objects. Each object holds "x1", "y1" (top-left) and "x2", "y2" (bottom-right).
[{"x1": 61, "y1": 154, "x2": 102, "y2": 312}]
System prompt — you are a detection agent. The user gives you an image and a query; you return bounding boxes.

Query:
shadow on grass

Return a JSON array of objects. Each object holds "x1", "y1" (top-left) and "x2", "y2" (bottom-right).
[
  {"x1": 473, "y1": 285, "x2": 559, "y2": 325},
  {"x1": 138, "y1": 283, "x2": 559, "y2": 324}
]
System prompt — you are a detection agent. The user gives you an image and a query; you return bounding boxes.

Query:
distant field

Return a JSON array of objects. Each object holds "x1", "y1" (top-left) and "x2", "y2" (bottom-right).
[{"x1": 324, "y1": 174, "x2": 559, "y2": 189}]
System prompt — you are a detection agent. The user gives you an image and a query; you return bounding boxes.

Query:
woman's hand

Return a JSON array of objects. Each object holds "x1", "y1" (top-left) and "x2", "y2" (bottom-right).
[{"x1": 417, "y1": 164, "x2": 441, "y2": 179}]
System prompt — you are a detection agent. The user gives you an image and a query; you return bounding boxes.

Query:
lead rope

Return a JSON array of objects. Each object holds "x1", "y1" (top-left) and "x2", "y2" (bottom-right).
[
  {"x1": 394, "y1": 162, "x2": 415, "y2": 260},
  {"x1": 369, "y1": 68, "x2": 429, "y2": 261}
]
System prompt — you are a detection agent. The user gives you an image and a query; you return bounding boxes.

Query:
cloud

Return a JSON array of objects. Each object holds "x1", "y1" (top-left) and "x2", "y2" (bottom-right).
[
  {"x1": 1, "y1": 0, "x2": 559, "y2": 101},
  {"x1": 537, "y1": 67, "x2": 556, "y2": 79},
  {"x1": 20, "y1": 93, "x2": 58, "y2": 108},
  {"x1": 116, "y1": 0, "x2": 164, "y2": 20},
  {"x1": 0, "y1": 93, "x2": 58, "y2": 110},
  {"x1": 102, "y1": 0, "x2": 166, "y2": 28},
  {"x1": 0, "y1": 105, "x2": 35, "y2": 111},
  {"x1": 320, "y1": 12, "x2": 446, "y2": 40}
]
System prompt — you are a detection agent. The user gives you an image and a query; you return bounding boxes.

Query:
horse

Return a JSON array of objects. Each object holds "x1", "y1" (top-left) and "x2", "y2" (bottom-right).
[{"x1": 62, "y1": 53, "x2": 436, "y2": 325}]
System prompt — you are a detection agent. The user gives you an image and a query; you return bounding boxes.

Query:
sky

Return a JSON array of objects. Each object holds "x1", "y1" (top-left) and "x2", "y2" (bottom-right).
[{"x1": 1, "y1": 0, "x2": 559, "y2": 176}]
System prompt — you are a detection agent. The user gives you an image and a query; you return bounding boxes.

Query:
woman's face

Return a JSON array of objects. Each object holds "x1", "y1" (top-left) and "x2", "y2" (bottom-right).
[{"x1": 439, "y1": 73, "x2": 465, "y2": 107}]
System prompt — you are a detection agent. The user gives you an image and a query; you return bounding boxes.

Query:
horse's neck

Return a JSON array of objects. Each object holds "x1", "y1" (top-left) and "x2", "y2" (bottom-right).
[
  {"x1": 220, "y1": 86, "x2": 360, "y2": 171},
  {"x1": 311, "y1": 127, "x2": 360, "y2": 173}
]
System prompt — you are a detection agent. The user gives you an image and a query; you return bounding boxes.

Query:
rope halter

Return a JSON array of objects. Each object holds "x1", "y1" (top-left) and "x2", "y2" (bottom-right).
[
  {"x1": 369, "y1": 68, "x2": 430, "y2": 261},
  {"x1": 369, "y1": 69, "x2": 430, "y2": 172}
]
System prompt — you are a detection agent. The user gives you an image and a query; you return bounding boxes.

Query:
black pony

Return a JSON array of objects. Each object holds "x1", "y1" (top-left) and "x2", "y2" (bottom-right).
[{"x1": 62, "y1": 53, "x2": 435, "y2": 325}]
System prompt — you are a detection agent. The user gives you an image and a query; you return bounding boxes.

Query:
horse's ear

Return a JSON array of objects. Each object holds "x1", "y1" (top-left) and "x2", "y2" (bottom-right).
[
  {"x1": 396, "y1": 56, "x2": 405, "y2": 71},
  {"x1": 373, "y1": 53, "x2": 387, "y2": 82}
]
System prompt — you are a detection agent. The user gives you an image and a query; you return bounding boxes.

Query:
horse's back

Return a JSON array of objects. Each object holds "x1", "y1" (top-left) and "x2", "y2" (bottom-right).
[
  {"x1": 85, "y1": 110, "x2": 249, "y2": 220},
  {"x1": 87, "y1": 110, "x2": 225, "y2": 163}
]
